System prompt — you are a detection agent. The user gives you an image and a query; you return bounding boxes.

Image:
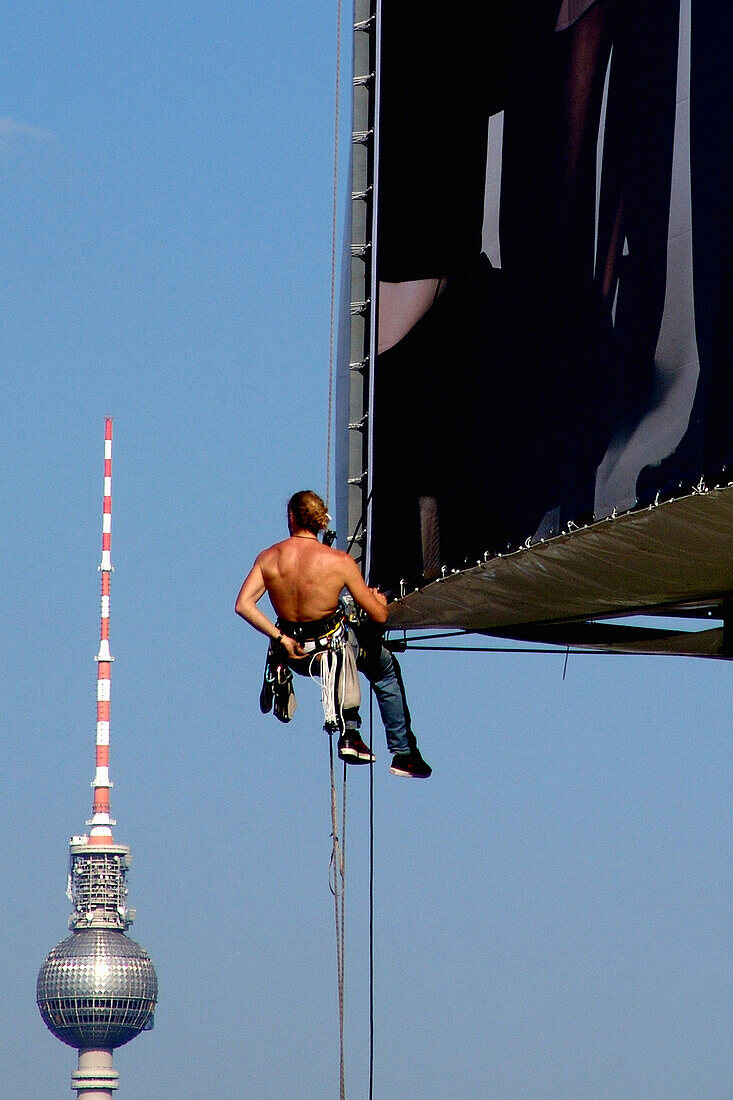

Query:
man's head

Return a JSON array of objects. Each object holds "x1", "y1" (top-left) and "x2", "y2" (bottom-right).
[{"x1": 288, "y1": 490, "x2": 330, "y2": 535}]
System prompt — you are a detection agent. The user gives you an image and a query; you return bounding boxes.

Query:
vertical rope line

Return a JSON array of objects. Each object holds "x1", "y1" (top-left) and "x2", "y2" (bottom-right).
[
  {"x1": 368, "y1": 688, "x2": 375, "y2": 1099},
  {"x1": 325, "y1": 0, "x2": 344, "y2": 508},
  {"x1": 328, "y1": 733, "x2": 347, "y2": 1100},
  {"x1": 338, "y1": 759, "x2": 347, "y2": 1100}
]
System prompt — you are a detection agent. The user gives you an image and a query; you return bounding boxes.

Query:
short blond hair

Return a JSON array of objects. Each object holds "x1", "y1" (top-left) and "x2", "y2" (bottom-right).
[{"x1": 288, "y1": 490, "x2": 329, "y2": 534}]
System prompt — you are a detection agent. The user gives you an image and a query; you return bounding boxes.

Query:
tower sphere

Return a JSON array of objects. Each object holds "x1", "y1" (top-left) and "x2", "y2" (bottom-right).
[{"x1": 37, "y1": 929, "x2": 158, "y2": 1050}]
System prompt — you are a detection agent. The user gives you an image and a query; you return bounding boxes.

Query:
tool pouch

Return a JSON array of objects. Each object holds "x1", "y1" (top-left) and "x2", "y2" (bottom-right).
[
  {"x1": 273, "y1": 662, "x2": 297, "y2": 723},
  {"x1": 259, "y1": 648, "x2": 276, "y2": 714},
  {"x1": 261, "y1": 643, "x2": 297, "y2": 722}
]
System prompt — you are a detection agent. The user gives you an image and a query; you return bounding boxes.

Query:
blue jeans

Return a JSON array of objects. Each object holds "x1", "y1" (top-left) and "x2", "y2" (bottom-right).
[{"x1": 347, "y1": 628, "x2": 413, "y2": 756}]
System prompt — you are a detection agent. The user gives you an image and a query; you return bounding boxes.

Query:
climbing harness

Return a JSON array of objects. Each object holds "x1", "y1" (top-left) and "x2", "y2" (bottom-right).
[
  {"x1": 276, "y1": 608, "x2": 346, "y2": 649},
  {"x1": 259, "y1": 606, "x2": 361, "y2": 734}
]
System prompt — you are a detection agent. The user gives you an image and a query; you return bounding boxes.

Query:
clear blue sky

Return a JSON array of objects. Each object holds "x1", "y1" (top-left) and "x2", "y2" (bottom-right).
[{"x1": 1, "y1": 5, "x2": 730, "y2": 1098}]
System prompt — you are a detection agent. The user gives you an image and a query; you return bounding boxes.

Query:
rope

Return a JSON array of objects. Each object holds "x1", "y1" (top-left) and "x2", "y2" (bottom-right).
[
  {"x1": 324, "y1": 10, "x2": 365, "y2": 1059},
  {"x1": 368, "y1": 688, "x2": 375, "y2": 1100},
  {"x1": 319, "y1": 648, "x2": 343, "y2": 729},
  {"x1": 391, "y1": 630, "x2": 702, "y2": 659},
  {"x1": 400, "y1": 644, "x2": 685, "y2": 656},
  {"x1": 325, "y1": 0, "x2": 344, "y2": 508},
  {"x1": 328, "y1": 733, "x2": 347, "y2": 1100},
  {"x1": 324, "y1": 683, "x2": 374, "y2": 1100}
]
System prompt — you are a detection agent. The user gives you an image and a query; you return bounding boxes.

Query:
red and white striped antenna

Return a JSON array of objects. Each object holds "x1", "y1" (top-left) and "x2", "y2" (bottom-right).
[{"x1": 88, "y1": 417, "x2": 115, "y2": 844}]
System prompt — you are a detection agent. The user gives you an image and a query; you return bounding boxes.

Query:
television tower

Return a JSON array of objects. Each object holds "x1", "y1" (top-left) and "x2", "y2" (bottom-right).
[{"x1": 37, "y1": 419, "x2": 158, "y2": 1099}]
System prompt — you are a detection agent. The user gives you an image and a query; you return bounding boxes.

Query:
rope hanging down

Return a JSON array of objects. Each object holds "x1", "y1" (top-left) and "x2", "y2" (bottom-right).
[
  {"x1": 325, "y1": 690, "x2": 376, "y2": 1100},
  {"x1": 328, "y1": 735, "x2": 347, "y2": 1100},
  {"x1": 323, "y1": 10, "x2": 363, "y2": 1091},
  {"x1": 368, "y1": 689, "x2": 375, "y2": 1100},
  {"x1": 325, "y1": 0, "x2": 344, "y2": 508}
]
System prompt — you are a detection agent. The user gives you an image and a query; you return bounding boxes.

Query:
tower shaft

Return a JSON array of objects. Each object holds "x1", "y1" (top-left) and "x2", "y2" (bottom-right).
[{"x1": 71, "y1": 1049, "x2": 119, "y2": 1099}]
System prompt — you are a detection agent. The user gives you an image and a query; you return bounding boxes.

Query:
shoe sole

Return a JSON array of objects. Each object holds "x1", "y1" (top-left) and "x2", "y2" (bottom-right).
[
  {"x1": 339, "y1": 747, "x2": 376, "y2": 764},
  {"x1": 389, "y1": 765, "x2": 431, "y2": 778}
]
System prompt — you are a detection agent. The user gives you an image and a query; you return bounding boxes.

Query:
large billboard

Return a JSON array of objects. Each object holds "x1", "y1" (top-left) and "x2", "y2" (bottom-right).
[{"x1": 366, "y1": 0, "x2": 732, "y2": 593}]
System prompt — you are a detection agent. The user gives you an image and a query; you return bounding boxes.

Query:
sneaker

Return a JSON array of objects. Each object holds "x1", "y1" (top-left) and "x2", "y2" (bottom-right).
[
  {"x1": 338, "y1": 733, "x2": 376, "y2": 764},
  {"x1": 389, "y1": 748, "x2": 432, "y2": 778}
]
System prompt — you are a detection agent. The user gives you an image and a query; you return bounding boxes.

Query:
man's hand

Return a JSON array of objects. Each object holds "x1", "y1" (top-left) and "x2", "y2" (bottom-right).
[
  {"x1": 279, "y1": 634, "x2": 306, "y2": 659},
  {"x1": 370, "y1": 587, "x2": 387, "y2": 610}
]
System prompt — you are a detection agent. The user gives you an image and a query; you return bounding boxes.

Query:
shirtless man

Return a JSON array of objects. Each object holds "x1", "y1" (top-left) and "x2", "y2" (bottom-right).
[{"x1": 235, "y1": 490, "x2": 431, "y2": 778}]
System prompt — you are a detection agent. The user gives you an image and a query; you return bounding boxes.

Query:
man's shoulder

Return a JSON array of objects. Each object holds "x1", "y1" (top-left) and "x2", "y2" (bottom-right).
[
  {"x1": 256, "y1": 539, "x2": 289, "y2": 564},
  {"x1": 320, "y1": 544, "x2": 354, "y2": 567},
  {"x1": 321, "y1": 542, "x2": 349, "y2": 558}
]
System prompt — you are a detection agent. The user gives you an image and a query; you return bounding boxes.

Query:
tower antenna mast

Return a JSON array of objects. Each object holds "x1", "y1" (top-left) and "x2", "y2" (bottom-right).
[{"x1": 90, "y1": 416, "x2": 115, "y2": 843}]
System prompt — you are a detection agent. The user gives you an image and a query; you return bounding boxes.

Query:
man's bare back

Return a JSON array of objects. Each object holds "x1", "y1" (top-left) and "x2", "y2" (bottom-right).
[
  {"x1": 258, "y1": 537, "x2": 363, "y2": 622},
  {"x1": 235, "y1": 513, "x2": 387, "y2": 660}
]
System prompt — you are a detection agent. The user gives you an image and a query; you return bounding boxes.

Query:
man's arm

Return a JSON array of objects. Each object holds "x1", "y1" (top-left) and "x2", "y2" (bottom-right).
[
  {"x1": 235, "y1": 559, "x2": 305, "y2": 658},
  {"x1": 341, "y1": 554, "x2": 389, "y2": 623}
]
